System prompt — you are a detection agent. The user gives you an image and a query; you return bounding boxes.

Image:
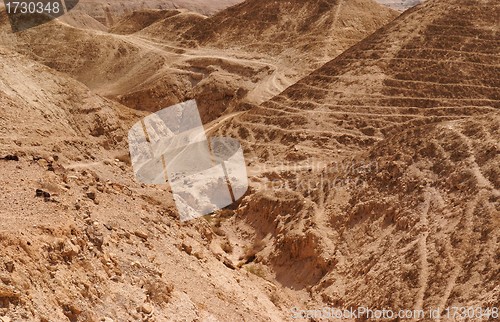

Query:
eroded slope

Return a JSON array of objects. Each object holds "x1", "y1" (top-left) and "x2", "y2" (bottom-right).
[
  {"x1": 0, "y1": 46, "x2": 292, "y2": 321},
  {"x1": 185, "y1": 0, "x2": 398, "y2": 70},
  {"x1": 0, "y1": 0, "x2": 397, "y2": 123},
  {"x1": 210, "y1": 0, "x2": 499, "y2": 316},
  {"x1": 217, "y1": 0, "x2": 499, "y2": 162}
]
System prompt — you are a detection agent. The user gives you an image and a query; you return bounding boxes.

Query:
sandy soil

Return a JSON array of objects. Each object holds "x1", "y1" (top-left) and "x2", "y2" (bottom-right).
[
  {"x1": 0, "y1": 0, "x2": 498, "y2": 320},
  {"x1": 0, "y1": 0, "x2": 397, "y2": 124}
]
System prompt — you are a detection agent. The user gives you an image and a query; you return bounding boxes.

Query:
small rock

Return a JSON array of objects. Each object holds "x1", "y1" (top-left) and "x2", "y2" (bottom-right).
[
  {"x1": 181, "y1": 243, "x2": 192, "y2": 255},
  {"x1": 62, "y1": 241, "x2": 80, "y2": 260},
  {"x1": 223, "y1": 258, "x2": 236, "y2": 270},
  {"x1": 141, "y1": 303, "x2": 153, "y2": 314},
  {"x1": 86, "y1": 191, "x2": 96, "y2": 201},
  {"x1": 3, "y1": 155, "x2": 19, "y2": 161},
  {"x1": 37, "y1": 159, "x2": 48, "y2": 168},
  {"x1": 102, "y1": 318, "x2": 114, "y2": 322},
  {"x1": 134, "y1": 230, "x2": 148, "y2": 240},
  {"x1": 0, "y1": 274, "x2": 12, "y2": 285},
  {"x1": 5, "y1": 261, "x2": 14, "y2": 273},
  {"x1": 35, "y1": 189, "x2": 51, "y2": 202},
  {"x1": 110, "y1": 275, "x2": 121, "y2": 282},
  {"x1": 85, "y1": 225, "x2": 104, "y2": 248}
]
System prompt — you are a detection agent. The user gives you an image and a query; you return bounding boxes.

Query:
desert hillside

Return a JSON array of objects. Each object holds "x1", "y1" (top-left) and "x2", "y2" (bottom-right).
[
  {"x1": 73, "y1": 0, "x2": 243, "y2": 26},
  {"x1": 213, "y1": 0, "x2": 499, "y2": 315},
  {"x1": 218, "y1": 0, "x2": 498, "y2": 160},
  {"x1": 109, "y1": 10, "x2": 185, "y2": 35},
  {"x1": 0, "y1": 0, "x2": 498, "y2": 320},
  {"x1": 184, "y1": 0, "x2": 397, "y2": 69},
  {"x1": 0, "y1": 46, "x2": 291, "y2": 322},
  {"x1": 0, "y1": 0, "x2": 397, "y2": 124}
]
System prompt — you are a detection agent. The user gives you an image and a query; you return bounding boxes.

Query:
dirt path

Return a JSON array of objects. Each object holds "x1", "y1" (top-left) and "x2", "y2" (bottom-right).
[
  {"x1": 414, "y1": 189, "x2": 430, "y2": 316},
  {"x1": 112, "y1": 33, "x2": 296, "y2": 104}
]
